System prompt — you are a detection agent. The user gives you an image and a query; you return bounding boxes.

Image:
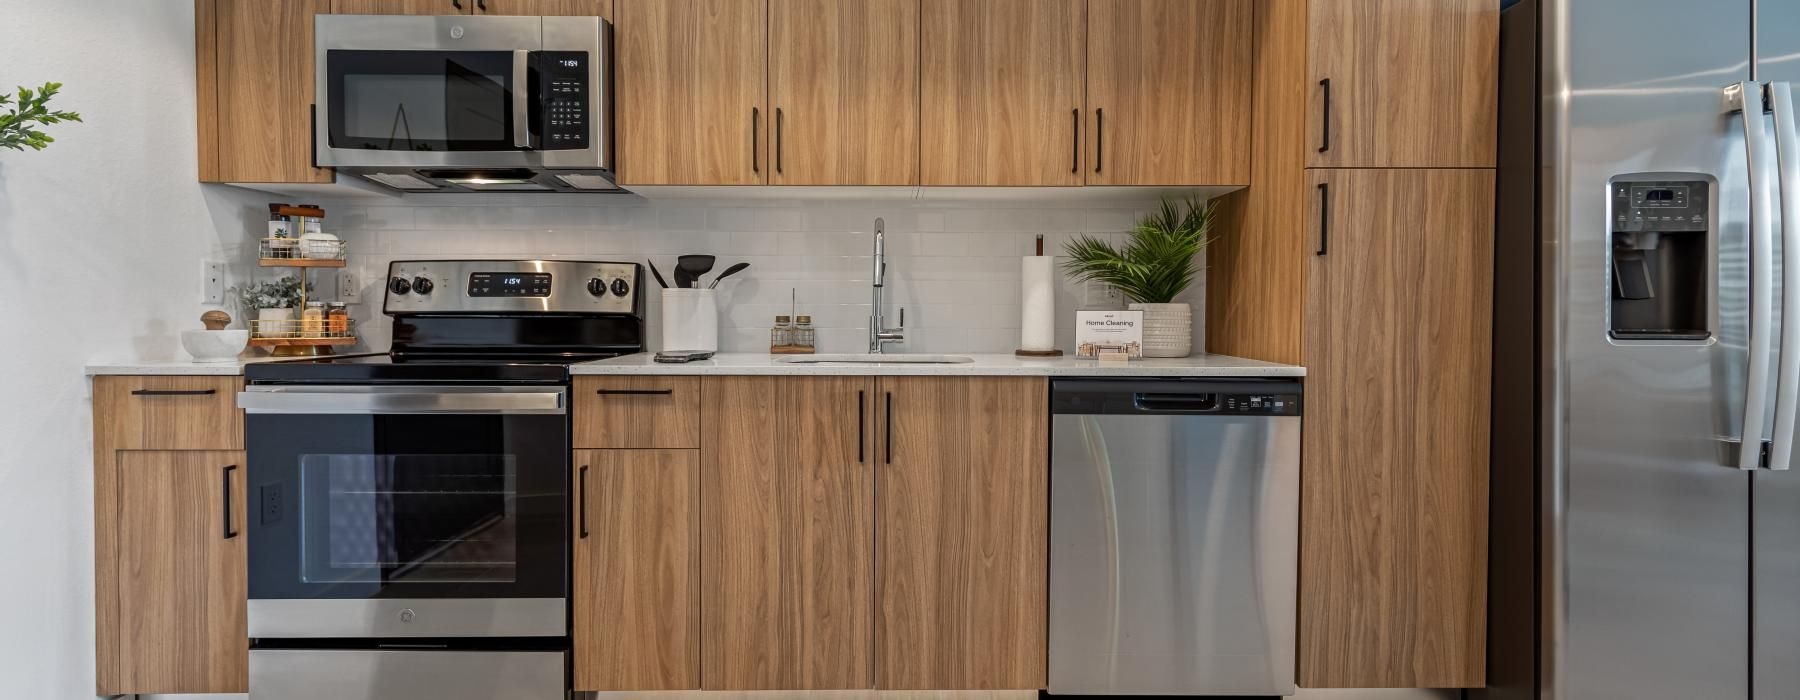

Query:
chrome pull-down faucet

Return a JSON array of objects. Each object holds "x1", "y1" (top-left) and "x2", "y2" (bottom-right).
[{"x1": 869, "y1": 217, "x2": 904, "y2": 353}]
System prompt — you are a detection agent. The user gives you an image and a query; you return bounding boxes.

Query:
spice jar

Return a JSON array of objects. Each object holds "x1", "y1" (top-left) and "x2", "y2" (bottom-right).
[
  {"x1": 770, "y1": 315, "x2": 793, "y2": 349},
  {"x1": 791, "y1": 315, "x2": 816, "y2": 352},
  {"x1": 326, "y1": 302, "x2": 349, "y2": 336},
  {"x1": 301, "y1": 301, "x2": 326, "y2": 337}
]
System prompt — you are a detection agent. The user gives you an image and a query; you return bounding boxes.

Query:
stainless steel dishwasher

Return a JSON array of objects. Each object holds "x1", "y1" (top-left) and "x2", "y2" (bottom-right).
[{"x1": 1049, "y1": 378, "x2": 1302, "y2": 696}]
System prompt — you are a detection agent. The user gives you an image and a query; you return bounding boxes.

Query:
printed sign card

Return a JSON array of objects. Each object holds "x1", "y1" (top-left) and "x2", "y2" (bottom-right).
[{"x1": 1075, "y1": 310, "x2": 1144, "y2": 359}]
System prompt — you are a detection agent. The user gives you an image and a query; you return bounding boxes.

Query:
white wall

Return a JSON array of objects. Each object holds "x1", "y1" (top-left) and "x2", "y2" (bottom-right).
[
  {"x1": 314, "y1": 196, "x2": 1206, "y2": 356},
  {"x1": 0, "y1": 1, "x2": 267, "y2": 698}
]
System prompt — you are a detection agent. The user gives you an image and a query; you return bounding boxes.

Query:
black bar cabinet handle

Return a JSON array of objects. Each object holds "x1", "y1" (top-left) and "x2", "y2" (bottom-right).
[
  {"x1": 751, "y1": 108, "x2": 760, "y2": 174},
  {"x1": 1316, "y1": 181, "x2": 1330, "y2": 256},
  {"x1": 1071, "y1": 108, "x2": 1080, "y2": 173},
  {"x1": 452, "y1": 0, "x2": 462, "y2": 9},
  {"x1": 477, "y1": 0, "x2": 487, "y2": 10},
  {"x1": 222, "y1": 465, "x2": 237, "y2": 540},
  {"x1": 775, "y1": 108, "x2": 784, "y2": 175},
  {"x1": 133, "y1": 388, "x2": 217, "y2": 396},
  {"x1": 1317, "y1": 78, "x2": 1331, "y2": 153},
  {"x1": 857, "y1": 390, "x2": 866, "y2": 463},
  {"x1": 884, "y1": 392, "x2": 893, "y2": 465},
  {"x1": 595, "y1": 389, "x2": 674, "y2": 396},
  {"x1": 578, "y1": 465, "x2": 589, "y2": 539},
  {"x1": 1093, "y1": 108, "x2": 1104, "y2": 173}
]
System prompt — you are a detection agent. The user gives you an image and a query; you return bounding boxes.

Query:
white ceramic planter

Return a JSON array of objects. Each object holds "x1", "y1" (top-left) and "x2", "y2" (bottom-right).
[
  {"x1": 1130, "y1": 302, "x2": 1192, "y2": 358},
  {"x1": 257, "y1": 307, "x2": 295, "y2": 337}
]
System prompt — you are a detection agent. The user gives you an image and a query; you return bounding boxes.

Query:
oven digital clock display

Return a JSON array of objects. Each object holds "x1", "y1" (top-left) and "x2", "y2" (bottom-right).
[{"x1": 468, "y1": 272, "x2": 551, "y2": 297}]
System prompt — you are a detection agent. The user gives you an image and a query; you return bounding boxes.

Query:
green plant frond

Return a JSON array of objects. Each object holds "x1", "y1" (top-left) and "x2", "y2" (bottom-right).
[
  {"x1": 1061, "y1": 197, "x2": 1219, "y2": 304},
  {"x1": 1, "y1": 81, "x2": 82, "y2": 152}
]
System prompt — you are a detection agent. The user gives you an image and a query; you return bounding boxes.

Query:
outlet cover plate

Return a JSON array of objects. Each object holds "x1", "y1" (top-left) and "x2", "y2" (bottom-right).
[{"x1": 201, "y1": 260, "x2": 226, "y2": 305}]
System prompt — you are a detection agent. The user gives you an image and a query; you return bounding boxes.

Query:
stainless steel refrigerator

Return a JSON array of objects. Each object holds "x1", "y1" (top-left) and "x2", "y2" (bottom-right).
[{"x1": 1491, "y1": 1, "x2": 1800, "y2": 699}]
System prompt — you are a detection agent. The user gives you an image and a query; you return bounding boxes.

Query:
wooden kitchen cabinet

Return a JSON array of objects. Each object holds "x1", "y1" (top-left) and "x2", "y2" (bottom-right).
[
  {"x1": 700, "y1": 376, "x2": 874, "y2": 689},
  {"x1": 476, "y1": 0, "x2": 612, "y2": 16},
  {"x1": 573, "y1": 376, "x2": 702, "y2": 449},
  {"x1": 572, "y1": 449, "x2": 699, "y2": 690},
  {"x1": 920, "y1": 0, "x2": 1085, "y2": 186},
  {"x1": 769, "y1": 0, "x2": 919, "y2": 185},
  {"x1": 615, "y1": 0, "x2": 768, "y2": 185},
  {"x1": 1306, "y1": 0, "x2": 1498, "y2": 168},
  {"x1": 1085, "y1": 0, "x2": 1253, "y2": 186},
  {"x1": 1299, "y1": 168, "x2": 1493, "y2": 687},
  {"x1": 330, "y1": 0, "x2": 466, "y2": 12},
  {"x1": 196, "y1": 0, "x2": 332, "y2": 184},
  {"x1": 876, "y1": 376, "x2": 1047, "y2": 690},
  {"x1": 92, "y1": 376, "x2": 248, "y2": 696}
]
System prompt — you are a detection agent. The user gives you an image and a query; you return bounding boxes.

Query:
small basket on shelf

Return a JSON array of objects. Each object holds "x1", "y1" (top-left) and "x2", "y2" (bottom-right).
[
  {"x1": 248, "y1": 316, "x2": 356, "y2": 356},
  {"x1": 259, "y1": 236, "x2": 347, "y2": 266}
]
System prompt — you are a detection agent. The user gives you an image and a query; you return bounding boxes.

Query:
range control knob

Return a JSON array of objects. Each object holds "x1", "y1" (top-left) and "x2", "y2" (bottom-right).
[
  {"x1": 610, "y1": 278, "x2": 630, "y2": 297},
  {"x1": 389, "y1": 277, "x2": 412, "y2": 295},
  {"x1": 412, "y1": 277, "x2": 434, "y2": 294},
  {"x1": 587, "y1": 277, "x2": 606, "y2": 296}
]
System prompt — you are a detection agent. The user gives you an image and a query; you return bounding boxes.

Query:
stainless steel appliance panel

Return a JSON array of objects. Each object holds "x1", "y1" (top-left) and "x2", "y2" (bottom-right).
[
  {"x1": 1756, "y1": 3, "x2": 1800, "y2": 695},
  {"x1": 1049, "y1": 380, "x2": 1300, "y2": 696},
  {"x1": 250, "y1": 648, "x2": 564, "y2": 700},
  {"x1": 248, "y1": 598, "x2": 565, "y2": 638},
  {"x1": 384, "y1": 259, "x2": 641, "y2": 316},
  {"x1": 1546, "y1": 1, "x2": 1754, "y2": 698}
]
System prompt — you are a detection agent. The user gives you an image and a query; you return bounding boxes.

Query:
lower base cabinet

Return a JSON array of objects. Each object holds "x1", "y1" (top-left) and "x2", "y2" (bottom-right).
[
  {"x1": 572, "y1": 448, "x2": 701, "y2": 690},
  {"x1": 572, "y1": 375, "x2": 1048, "y2": 691}
]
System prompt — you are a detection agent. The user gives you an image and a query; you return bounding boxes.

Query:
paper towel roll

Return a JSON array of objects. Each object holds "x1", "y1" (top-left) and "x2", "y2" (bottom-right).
[{"x1": 1020, "y1": 256, "x2": 1056, "y2": 351}]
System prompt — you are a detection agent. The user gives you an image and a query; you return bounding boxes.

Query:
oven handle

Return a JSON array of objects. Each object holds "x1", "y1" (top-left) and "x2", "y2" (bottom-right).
[
  {"x1": 238, "y1": 386, "x2": 566, "y2": 415},
  {"x1": 512, "y1": 49, "x2": 531, "y2": 149}
]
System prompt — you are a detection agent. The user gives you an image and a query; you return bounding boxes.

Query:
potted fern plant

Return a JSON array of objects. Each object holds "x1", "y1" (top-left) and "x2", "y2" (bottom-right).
[{"x1": 1062, "y1": 198, "x2": 1216, "y2": 358}]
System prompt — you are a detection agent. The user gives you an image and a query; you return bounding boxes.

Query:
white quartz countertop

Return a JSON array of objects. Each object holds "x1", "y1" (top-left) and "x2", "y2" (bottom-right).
[
  {"x1": 570, "y1": 352, "x2": 1304, "y2": 377},
  {"x1": 85, "y1": 357, "x2": 279, "y2": 376}
]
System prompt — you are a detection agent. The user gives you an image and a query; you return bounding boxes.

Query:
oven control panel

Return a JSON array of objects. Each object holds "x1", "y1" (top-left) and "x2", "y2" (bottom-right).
[{"x1": 384, "y1": 260, "x2": 642, "y2": 316}]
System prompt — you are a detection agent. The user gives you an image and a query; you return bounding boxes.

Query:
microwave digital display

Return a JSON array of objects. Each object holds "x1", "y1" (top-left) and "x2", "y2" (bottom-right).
[{"x1": 469, "y1": 272, "x2": 551, "y2": 297}]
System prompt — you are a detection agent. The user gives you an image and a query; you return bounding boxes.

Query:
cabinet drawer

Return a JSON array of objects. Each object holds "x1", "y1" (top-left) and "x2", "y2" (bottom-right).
[
  {"x1": 93, "y1": 376, "x2": 244, "y2": 451},
  {"x1": 574, "y1": 376, "x2": 701, "y2": 449}
]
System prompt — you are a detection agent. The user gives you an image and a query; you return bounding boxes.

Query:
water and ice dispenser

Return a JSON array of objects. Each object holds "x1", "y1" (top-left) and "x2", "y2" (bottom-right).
[{"x1": 1609, "y1": 177, "x2": 1712, "y2": 340}]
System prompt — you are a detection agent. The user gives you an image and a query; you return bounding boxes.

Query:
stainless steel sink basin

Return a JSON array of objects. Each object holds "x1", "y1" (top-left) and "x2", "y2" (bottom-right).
[{"x1": 777, "y1": 353, "x2": 975, "y2": 364}]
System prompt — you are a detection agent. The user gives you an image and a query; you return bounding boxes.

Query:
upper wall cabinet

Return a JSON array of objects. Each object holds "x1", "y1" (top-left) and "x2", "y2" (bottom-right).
[
  {"x1": 616, "y1": 0, "x2": 768, "y2": 185},
  {"x1": 1086, "y1": 0, "x2": 1252, "y2": 186},
  {"x1": 920, "y1": 0, "x2": 1085, "y2": 186},
  {"x1": 196, "y1": 0, "x2": 332, "y2": 184},
  {"x1": 476, "y1": 0, "x2": 612, "y2": 16},
  {"x1": 330, "y1": 0, "x2": 466, "y2": 13},
  {"x1": 1306, "y1": 0, "x2": 1498, "y2": 168},
  {"x1": 769, "y1": 0, "x2": 919, "y2": 186}
]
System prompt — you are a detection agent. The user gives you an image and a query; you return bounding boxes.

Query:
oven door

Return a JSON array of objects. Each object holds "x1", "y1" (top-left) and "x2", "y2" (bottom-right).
[{"x1": 240, "y1": 385, "x2": 567, "y2": 639}]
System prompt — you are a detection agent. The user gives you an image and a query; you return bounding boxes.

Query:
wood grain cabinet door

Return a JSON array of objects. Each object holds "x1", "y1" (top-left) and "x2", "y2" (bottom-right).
[
  {"x1": 1085, "y1": 0, "x2": 1252, "y2": 186},
  {"x1": 330, "y1": 0, "x2": 469, "y2": 13},
  {"x1": 769, "y1": 0, "x2": 919, "y2": 185},
  {"x1": 198, "y1": 0, "x2": 334, "y2": 183},
  {"x1": 572, "y1": 449, "x2": 699, "y2": 690},
  {"x1": 1306, "y1": 0, "x2": 1498, "y2": 168},
  {"x1": 616, "y1": 0, "x2": 768, "y2": 185},
  {"x1": 475, "y1": 0, "x2": 611, "y2": 16},
  {"x1": 110, "y1": 451, "x2": 248, "y2": 694},
  {"x1": 920, "y1": 0, "x2": 1084, "y2": 186},
  {"x1": 1299, "y1": 168, "x2": 1494, "y2": 688},
  {"x1": 876, "y1": 376, "x2": 1048, "y2": 690},
  {"x1": 701, "y1": 376, "x2": 874, "y2": 689}
]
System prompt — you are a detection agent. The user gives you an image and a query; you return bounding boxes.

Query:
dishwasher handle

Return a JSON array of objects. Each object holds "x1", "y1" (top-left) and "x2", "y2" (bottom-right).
[{"x1": 1132, "y1": 393, "x2": 1219, "y2": 412}]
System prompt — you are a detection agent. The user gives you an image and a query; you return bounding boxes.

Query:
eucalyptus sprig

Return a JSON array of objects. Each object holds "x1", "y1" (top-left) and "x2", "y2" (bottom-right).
[
  {"x1": 1061, "y1": 197, "x2": 1217, "y2": 305},
  {"x1": 0, "y1": 82, "x2": 83, "y2": 152}
]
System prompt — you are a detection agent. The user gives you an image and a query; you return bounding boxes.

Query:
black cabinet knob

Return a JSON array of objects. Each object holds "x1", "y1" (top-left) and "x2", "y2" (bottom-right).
[
  {"x1": 411, "y1": 277, "x2": 434, "y2": 294},
  {"x1": 587, "y1": 278, "x2": 606, "y2": 296},
  {"x1": 610, "y1": 278, "x2": 630, "y2": 297},
  {"x1": 389, "y1": 277, "x2": 411, "y2": 295}
]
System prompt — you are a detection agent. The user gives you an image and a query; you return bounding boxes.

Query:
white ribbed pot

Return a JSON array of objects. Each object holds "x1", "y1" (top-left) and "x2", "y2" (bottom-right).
[{"x1": 1130, "y1": 302, "x2": 1192, "y2": 358}]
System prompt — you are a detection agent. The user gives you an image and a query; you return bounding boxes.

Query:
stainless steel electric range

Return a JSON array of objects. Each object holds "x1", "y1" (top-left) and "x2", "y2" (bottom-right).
[{"x1": 237, "y1": 260, "x2": 642, "y2": 700}]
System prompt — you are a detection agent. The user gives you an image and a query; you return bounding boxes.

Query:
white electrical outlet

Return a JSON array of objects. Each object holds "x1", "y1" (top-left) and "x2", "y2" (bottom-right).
[
  {"x1": 1084, "y1": 280, "x2": 1123, "y2": 307},
  {"x1": 338, "y1": 270, "x2": 360, "y2": 301},
  {"x1": 201, "y1": 260, "x2": 226, "y2": 305}
]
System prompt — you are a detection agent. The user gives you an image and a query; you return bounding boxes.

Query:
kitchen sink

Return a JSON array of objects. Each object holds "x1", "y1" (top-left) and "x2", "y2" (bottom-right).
[{"x1": 778, "y1": 353, "x2": 976, "y2": 364}]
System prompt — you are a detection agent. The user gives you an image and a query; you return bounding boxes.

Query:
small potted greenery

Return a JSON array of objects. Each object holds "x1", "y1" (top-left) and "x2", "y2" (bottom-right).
[
  {"x1": 0, "y1": 82, "x2": 82, "y2": 152},
  {"x1": 1062, "y1": 198, "x2": 1217, "y2": 358},
  {"x1": 238, "y1": 276, "x2": 311, "y2": 337}
]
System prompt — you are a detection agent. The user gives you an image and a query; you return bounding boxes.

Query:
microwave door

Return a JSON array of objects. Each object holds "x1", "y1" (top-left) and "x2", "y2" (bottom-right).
[{"x1": 327, "y1": 50, "x2": 518, "y2": 153}]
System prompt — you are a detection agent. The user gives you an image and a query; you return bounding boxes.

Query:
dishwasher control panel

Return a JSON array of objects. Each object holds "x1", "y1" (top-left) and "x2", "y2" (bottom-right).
[{"x1": 1050, "y1": 379, "x2": 1303, "y2": 416}]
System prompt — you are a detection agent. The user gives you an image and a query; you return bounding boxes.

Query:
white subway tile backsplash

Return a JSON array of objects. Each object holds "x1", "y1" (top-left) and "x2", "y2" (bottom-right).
[{"x1": 323, "y1": 196, "x2": 1203, "y2": 354}]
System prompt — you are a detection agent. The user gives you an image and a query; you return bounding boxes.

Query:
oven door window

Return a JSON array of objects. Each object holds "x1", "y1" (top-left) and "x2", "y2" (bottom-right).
[
  {"x1": 326, "y1": 50, "x2": 516, "y2": 152},
  {"x1": 248, "y1": 412, "x2": 565, "y2": 599}
]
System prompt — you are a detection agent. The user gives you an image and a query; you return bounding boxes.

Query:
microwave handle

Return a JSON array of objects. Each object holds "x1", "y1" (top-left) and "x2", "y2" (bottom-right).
[{"x1": 512, "y1": 49, "x2": 531, "y2": 150}]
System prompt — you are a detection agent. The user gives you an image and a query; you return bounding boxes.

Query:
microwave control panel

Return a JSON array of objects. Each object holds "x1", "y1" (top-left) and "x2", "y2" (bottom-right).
[{"x1": 536, "y1": 51, "x2": 590, "y2": 150}]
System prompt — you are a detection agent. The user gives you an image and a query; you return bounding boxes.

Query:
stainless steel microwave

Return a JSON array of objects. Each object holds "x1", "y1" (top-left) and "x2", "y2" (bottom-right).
[{"x1": 314, "y1": 14, "x2": 617, "y2": 193}]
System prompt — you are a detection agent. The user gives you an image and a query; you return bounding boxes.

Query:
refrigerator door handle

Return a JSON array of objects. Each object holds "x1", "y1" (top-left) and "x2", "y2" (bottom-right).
[
  {"x1": 1769, "y1": 81, "x2": 1800, "y2": 471},
  {"x1": 1730, "y1": 80, "x2": 1777, "y2": 470}
]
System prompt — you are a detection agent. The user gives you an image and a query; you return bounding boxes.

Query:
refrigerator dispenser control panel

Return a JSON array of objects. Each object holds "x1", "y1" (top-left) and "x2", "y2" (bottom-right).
[
  {"x1": 1607, "y1": 174, "x2": 1712, "y2": 341},
  {"x1": 1612, "y1": 180, "x2": 1708, "y2": 232}
]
